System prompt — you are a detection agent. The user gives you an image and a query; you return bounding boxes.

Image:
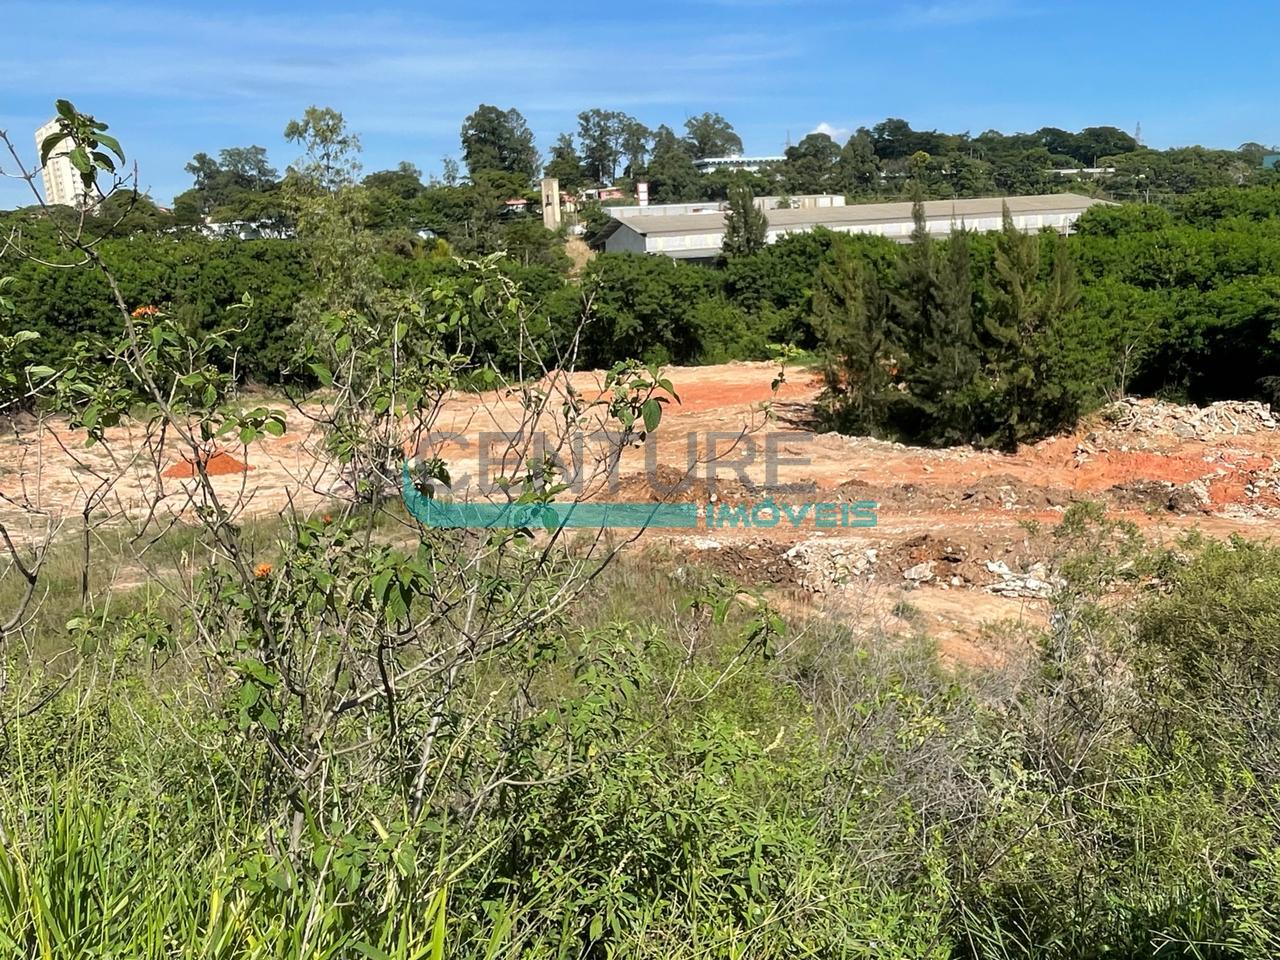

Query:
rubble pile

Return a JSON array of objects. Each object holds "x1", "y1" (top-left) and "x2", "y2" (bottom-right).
[
  {"x1": 985, "y1": 560, "x2": 1060, "y2": 599},
  {"x1": 781, "y1": 539, "x2": 877, "y2": 592},
  {"x1": 684, "y1": 530, "x2": 1067, "y2": 605},
  {"x1": 1101, "y1": 397, "x2": 1277, "y2": 440}
]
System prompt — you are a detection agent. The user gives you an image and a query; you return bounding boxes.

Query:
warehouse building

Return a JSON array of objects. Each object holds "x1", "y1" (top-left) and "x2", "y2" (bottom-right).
[
  {"x1": 605, "y1": 194, "x2": 847, "y2": 221},
  {"x1": 598, "y1": 194, "x2": 1112, "y2": 260}
]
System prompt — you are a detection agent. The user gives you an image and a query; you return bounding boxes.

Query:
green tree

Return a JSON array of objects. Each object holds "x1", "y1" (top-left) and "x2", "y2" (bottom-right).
[
  {"x1": 890, "y1": 196, "x2": 941, "y2": 371},
  {"x1": 939, "y1": 152, "x2": 996, "y2": 197},
  {"x1": 721, "y1": 185, "x2": 768, "y2": 259},
  {"x1": 992, "y1": 146, "x2": 1054, "y2": 195},
  {"x1": 781, "y1": 133, "x2": 840, "y2": 195},
  {"x1": 90, "y1": 192, "x2": 176, "y2": 236},
  {"x1": 646, "y1": 126, "x2": 703, "y2": 203},
  {"x1": 283, "y1": 106, "x2": 377, "y2": 318},
  {"x1": 870, "y1": 117, "x2": 948, "y2": 160},
  {"x1": 178, "y1": 145, "x2": 280, "y2": 218},
  {"x1": 1072, "y1": 125, "x2": 1139, "y2": 163},
  {"x1": 460, "y1": 104, "x2": 539, "y2": 183},
  {"x1": 577, "y1": 108, "x2": 627, "y2": 184},
  {"x1": 981, "y1": 207, "x2": 1082, "y2": 448},
  {"x1": 836, "y1": 129, "x2": 880, "y2": 196},
  {"x1": 362, "y1": 162, "x2": 426, "y2": 231},
  {"x1": 216, "y1": 146, "x2": 277, "y2": 190},
  {"x1": 544, "y1": 133, "x2": 586, "y2": 191},
  {"x1": 363, "y1": 162, "x2": 425, "y2": 199},
  {"x1": 814, "y1": 243, "x2": 893, "y2": 433},
  {"x1": 574, "y1": 252, "x2": 721, "y2": 364},
  {"x1": 620, "y1": 118, "x2": 653, "y2": 178},
  {"x1": 283, "y1": 106, "x2": 361, "y2": 192},
  {"x1": 682, "y1": 112, "x2": 743, "y2": 160},
  {"x1": 912, "y1": 227, "x2": 981, "y2": 441},
  {"x1": 440, "y1": 156, "x2": 460, "y2": 186}
]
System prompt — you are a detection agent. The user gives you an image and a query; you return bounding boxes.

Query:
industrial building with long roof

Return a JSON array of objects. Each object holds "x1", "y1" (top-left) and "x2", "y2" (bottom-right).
[{"x1": 598, "y1": 193, "x2": 1113, "y2": 260}]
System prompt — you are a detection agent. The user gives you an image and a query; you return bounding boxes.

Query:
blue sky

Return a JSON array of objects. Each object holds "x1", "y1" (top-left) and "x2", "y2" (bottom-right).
[{"x1": 2, "y1": 0, "x2": 1277, "y2": 206}]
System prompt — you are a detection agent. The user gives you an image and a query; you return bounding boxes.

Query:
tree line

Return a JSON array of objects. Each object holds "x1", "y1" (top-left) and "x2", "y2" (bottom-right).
[
  {"x1": 22, "y1": 105, "x2": 1274, "y2": 249},
  {"x1": 5, "y1": 179, "x2": 1280, "y2": 448}
]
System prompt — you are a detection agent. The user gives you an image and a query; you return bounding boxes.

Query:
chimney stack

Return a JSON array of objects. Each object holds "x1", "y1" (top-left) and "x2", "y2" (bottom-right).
[{"x1": 541, "y1": 178, "x2": 562, "y2": 230}]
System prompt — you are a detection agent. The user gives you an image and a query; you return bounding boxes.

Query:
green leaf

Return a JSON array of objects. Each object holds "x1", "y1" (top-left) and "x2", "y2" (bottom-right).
[
  {"x1": 93, "y1": 132, "x2": 125, "y2": 163},
  {"x1": 307, "y1": 363, "x2": 334, "y2": 387},
  {"x1": 429, "y1": 886, "x2": 449, "y2": 960},
  {"x1": 39, "y1": 133, "x2": 68, "y2": 167},
  {"x1": 259, "y1": 704, "x2": 280, "y2": 732},
  {"x1": 641, "y1": 397, "x2": 662, "y2": 433},
  {"x1": 67, "y1": 146, "x2": 91, "y2": 175}
]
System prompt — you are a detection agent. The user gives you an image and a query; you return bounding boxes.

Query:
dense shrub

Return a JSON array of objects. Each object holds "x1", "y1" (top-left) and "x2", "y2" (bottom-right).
[
  {"x1": 6, "y1": 184, "x2": 1280, "y2": 429},
  {"x1": 4, "y1": 531, "x2": 1280, "y2": 957}
]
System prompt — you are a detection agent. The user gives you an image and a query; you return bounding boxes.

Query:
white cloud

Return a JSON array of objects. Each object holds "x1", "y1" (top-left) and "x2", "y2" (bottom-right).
[{"x1": 812, "y1": 122, "x2": 851, "y2": 142}]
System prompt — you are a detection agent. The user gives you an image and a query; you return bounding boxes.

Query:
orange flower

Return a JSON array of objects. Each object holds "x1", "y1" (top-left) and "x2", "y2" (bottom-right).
[
  {"x1": 322, "y1": 513, "x2": 333, "y2": 524},
  {"x1": 253, "y1": 562, "x2": 273, "y2": 579},
  {"x1": 131, "y1": 305, "x2": 160, "y2": 318}
]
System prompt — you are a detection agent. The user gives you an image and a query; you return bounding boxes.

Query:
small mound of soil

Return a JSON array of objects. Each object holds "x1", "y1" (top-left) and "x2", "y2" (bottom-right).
[{"x1": 163, "y1": 450, "x2": 252, "y2": 479}]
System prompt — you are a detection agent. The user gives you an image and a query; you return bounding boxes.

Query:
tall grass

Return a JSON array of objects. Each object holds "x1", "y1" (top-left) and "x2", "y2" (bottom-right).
[{"x1": 1, "y1": 532, "x2": 1279, "y2": 957}]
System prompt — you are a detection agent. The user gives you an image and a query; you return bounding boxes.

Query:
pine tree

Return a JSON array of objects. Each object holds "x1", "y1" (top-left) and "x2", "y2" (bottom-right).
[
  {"x1": 814, "y1": 244, "x2": 893, "y2": 434},
  {"x1": 887, "y1": 194, "x2": 944, "y2": 435},
  {"x1": 918, "y1": 226, "x2": 981, "y2": 441},
  {"x1": 982, "y1": 206, "x2": 1082, "y2": 449},
  {"x1": 891, "y1": 195, "x2": 940, "y2": 363},
  {"x1": 721, "y1": 185, "x2": 768, "y2": 259},
  {"x1": 888, "y1": 195, "x2": 985, "y2": 443}
]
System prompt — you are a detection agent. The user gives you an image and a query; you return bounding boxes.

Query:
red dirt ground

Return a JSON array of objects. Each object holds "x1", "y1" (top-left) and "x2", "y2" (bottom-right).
[{"x1": 3, "y1": 361, "x2": 1276, "y2": 662}]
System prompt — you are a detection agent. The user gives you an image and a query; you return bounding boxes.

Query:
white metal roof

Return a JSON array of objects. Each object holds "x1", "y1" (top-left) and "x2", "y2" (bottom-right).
[{"x1": 613, "y1": 193, "x2": 1109, "y2": 237}]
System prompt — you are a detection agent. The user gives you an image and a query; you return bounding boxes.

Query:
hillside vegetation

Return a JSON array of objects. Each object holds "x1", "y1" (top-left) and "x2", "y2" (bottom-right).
[{"x1": 1, "y1": 103, "x2": 1279, "y2": 959}]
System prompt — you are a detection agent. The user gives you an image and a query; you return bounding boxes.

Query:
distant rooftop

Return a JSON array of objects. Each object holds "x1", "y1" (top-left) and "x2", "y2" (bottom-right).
[
  {"x1": 605, "y1": 195, "x2": 846, "y2": 220},
  {"x1": 692, "y1": 155, "x2": 786, "y2": 173},
  {"x1": 611, "y1": 193, "x2": 1106, "y2": 237}
]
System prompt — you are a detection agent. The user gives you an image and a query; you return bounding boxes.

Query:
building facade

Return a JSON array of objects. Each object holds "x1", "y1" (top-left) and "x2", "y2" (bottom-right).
[
  {"x1": 34, "y1": 119, "x2": 89, "y2": 208},
  {"x1": 599, "y1": 194, "x2": 1113, "y2": 260},
  {"x1": 692, "y1": 155, "x2": 785, "y2": 174}
]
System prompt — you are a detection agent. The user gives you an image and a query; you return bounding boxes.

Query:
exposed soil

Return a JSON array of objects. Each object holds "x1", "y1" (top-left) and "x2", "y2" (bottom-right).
[
  {"x1": 3, "y1": 361, "x2": 1277, "y2": 662},
  {"x1": 162, "y1": 449, "x2": 251, "y2": 478}
]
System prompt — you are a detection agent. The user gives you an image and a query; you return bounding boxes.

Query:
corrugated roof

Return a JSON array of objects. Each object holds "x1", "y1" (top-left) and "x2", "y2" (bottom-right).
[{"x1": 613, "y1": 194, "x2": 1111, "y2": 237}]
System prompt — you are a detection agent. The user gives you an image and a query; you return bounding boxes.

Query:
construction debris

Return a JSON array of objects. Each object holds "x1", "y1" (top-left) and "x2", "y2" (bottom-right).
[
  {"x1": 985, "y1": 560, "x2": 1059, "y2": 599},
  {"x1": 1102, "y1": 397, "x2": 1277, "y2": 440},
  {"x1": 782, "y1": 539, "x2": 876, "y2": 592}
]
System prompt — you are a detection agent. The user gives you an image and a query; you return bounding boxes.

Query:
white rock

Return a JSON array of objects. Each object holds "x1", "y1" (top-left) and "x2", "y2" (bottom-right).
[{"x1": 902, "y1": 561, "x2": 936, "y2": 582}]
